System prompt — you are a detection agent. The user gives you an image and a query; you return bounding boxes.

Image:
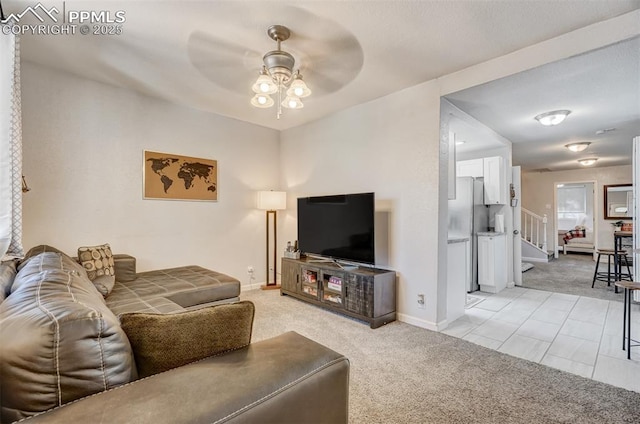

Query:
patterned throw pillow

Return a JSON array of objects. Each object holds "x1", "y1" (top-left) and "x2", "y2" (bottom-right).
[{"x1": 78, "y1": 244, "x2": 115, "y2": 297}]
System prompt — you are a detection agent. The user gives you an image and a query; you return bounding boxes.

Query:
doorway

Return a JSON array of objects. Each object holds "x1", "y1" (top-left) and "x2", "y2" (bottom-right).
[{"x1": 554, "y1": 181, "x2": 596, "y2": 257}]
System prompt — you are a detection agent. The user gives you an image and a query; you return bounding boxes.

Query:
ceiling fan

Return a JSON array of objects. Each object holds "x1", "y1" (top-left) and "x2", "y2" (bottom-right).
[{"x1": 185, "y1": 5, "x2": 364, "y2": 114}]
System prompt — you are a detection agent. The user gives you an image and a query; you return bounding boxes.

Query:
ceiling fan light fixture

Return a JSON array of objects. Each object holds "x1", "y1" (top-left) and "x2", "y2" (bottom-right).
[
  {"x1": 565, "y1": 142, "x2": 591, "y2": 152},
  {"x1": 250, "y1": 25, "x2": 311, "y2": 119},
  {"x1": 578, "y1": 158, "x2": 598, "y2": 166},
  {"x1": 287, "y1": 73, "x2": 312, "y2": 98},
  {"x1": 534, "y1": 110, "x2": 571, "y2": 126},
  {"x1": 282, "y1": 95, "x2": 303, "y2": 109},
  {"x1": 252, "y1": 67, "x2": 278, "y2": 94},
  {"x1": 251, "y1": 94, "x2": 274, "y2": 108}
]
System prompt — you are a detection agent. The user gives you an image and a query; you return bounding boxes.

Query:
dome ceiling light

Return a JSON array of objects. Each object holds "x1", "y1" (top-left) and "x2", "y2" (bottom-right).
[
  {"x1": 250, "y1": 25, "x2": 311, "y2": 119},
  {"x1": 578, "y1": 158, "x2": 598, "y2": 166},
  {"x1": 565, "y1": 142, "x2": 591, "y2": 152},
  {"x1": 534, "y1": 110, "x2": 571, "y2": 126}
]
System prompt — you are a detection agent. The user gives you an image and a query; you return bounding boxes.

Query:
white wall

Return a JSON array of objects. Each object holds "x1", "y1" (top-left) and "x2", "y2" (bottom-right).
[
  {"x1": 21, "y1": 63, "x2": 281, "y2": 287},
  {"x1": 522, "y1": 165, "x2": 632, "y2": 250},
  {"x1": 280, "y1": 81, "x2": 443, "y2": 329}
]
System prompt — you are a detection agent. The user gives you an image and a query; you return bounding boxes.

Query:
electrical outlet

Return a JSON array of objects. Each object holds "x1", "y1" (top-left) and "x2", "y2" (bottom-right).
[
  {"x1": 417, "y1": 294, "x2": 425, "y2": 309},
  {"x1": 247, "y1": 266, "x2": 254, "y2": 274}
]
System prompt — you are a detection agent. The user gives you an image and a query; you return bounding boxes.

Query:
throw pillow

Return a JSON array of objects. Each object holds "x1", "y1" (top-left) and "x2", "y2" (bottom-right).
[
  {"x1": 78, "y1": 244, "x2": 116, "y2": 297},
  {"x1": 77, "y1": 244, "x2": 115, "y2": 279},
  {"x1": 120, "y1": 301, "x2": 255, "y2": 378}
]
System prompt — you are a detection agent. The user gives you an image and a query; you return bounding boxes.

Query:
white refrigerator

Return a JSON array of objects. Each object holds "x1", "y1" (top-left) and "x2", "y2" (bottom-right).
[{"x1": 448, "y1": 177, "x2": 489, "y2": 292}]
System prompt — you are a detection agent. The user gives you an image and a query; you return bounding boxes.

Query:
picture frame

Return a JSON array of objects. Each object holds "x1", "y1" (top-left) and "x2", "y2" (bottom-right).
[{"x1": 143, "y1": 150, "x2": 217, "y2": 201}]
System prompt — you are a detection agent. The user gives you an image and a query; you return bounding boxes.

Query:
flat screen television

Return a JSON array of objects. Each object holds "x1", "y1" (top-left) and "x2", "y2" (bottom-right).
[{"x1": 297, "y1": 192, "x2": 375, "y2": 265}]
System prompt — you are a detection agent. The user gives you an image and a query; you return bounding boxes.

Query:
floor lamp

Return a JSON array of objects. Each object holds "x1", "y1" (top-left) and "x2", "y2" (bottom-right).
[{"x1": 257, "y1": 191, "x2": 287, "y2": 289}]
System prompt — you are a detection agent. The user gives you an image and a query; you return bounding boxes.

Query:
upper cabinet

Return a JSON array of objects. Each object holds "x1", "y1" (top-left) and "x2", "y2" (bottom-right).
[
  {"x1": 483, "y1": 156, "x2": 506, "y2": 205},
  {"x1": 456, "y1": 156, "x2": 506, "y2": 205},
  {"x1": 456, "y1": 158, "x2": 484, "y2": 178}
]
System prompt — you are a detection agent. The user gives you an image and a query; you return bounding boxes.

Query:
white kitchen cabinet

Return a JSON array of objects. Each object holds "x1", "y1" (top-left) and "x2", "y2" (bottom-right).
[
  {"x1": 483, "y1": 156, "x2": 506, "y2": 205},
  {"x1": 478, "y1": 233, "x2": 507, "y2": 294},
  {"x1": 456, "y1": 158, "x2": 484, "y2": 178}
]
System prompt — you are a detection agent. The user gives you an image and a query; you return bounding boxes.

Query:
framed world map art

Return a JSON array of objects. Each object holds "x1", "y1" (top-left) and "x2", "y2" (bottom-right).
[{"x1": 143, "y1": 150, "x2": 217, "y2": 201}]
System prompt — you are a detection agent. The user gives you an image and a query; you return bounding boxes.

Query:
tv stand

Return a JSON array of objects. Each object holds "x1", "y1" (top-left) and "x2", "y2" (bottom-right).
[{"x1": 281, "y1": 257, "x2": 397, "y2": 329}]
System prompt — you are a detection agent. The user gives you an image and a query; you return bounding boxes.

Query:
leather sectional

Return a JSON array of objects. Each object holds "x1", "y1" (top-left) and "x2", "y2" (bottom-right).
[{"x1": 0, "y1": 246, "x2": 349, "y2": 423}]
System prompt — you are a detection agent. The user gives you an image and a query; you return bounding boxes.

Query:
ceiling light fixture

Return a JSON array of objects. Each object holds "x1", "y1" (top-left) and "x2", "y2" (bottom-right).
[
  {"x1": 534, "y1": 110, "x2": 571, "y2": 126},
  {"x1": 565, "y1": 142, "x2": 591, "y2": 152},
  {"x1": 250, "y1": 25, "x2": 311, "y2": 119},
  {"x1": 578, "y1": 158, "x2": 598, "y2": 166}
]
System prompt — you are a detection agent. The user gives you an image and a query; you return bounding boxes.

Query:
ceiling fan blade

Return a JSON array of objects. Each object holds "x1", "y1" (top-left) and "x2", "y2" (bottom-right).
[
  {"x1": 302, "y1": 42, "x2": 364, "y2": 95},
  {"x1": 187, "y1": 30, "x2": 262, "y2": 94}
]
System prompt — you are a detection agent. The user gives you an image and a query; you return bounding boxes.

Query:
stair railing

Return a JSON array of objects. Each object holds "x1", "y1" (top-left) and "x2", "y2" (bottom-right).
[{"x1": 522, "y1": 208, "x2": 548, "y2": 252}]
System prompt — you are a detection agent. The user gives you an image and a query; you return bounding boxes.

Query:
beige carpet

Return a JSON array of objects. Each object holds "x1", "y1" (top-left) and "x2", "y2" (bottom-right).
[{"x1": 241, "y1": 289, "x2": 640, "y2": 424}]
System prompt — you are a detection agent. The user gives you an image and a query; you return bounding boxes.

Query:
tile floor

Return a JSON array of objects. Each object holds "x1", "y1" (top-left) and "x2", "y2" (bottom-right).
[{"x1": 444, "y1": 286, "x2": 640, "y2": 393}]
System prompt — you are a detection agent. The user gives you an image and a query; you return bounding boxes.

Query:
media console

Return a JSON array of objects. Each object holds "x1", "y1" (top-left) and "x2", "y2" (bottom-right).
[{"x1": 280, "y1": 257, "x2": 397, "y2": 329}]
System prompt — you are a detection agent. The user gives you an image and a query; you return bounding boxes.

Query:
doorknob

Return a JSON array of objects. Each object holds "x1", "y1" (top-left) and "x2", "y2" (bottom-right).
[{"x1": 513, "y1": 230, "x2": 519, "y2": 235}]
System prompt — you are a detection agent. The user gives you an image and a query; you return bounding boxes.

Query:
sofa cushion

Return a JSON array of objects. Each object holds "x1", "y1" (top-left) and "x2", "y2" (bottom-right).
[
  {"x1": 0, "y1": 251, "x2": 137, "y2": 423},
  {"x1": 106, "y1": 265, "x2": 241, "y2": 315},
  {"x1": 113, "y1": 254, "x2": 137, "y2": 282},
  {"x1": 92, "y1": 274, "x2": 117, "y2": 297},
  {"x1": 19, "y1": 244, "x2": 80, "y2": 272},
  {"x1": 16, "y1": 245, "x2": 88, "y2": 283},
  {"x1": 20, "y1": 332, "x2": 350, "y2": 424},
  {"x1": 120, "y1": 301, "x2": 254, "y2": 378},
  {"x1": 0, "y1": 260, "x2": 17, "y2": 304},
  {"x1": 78, "y1": 243, "x2": 116, "y2": 297}
]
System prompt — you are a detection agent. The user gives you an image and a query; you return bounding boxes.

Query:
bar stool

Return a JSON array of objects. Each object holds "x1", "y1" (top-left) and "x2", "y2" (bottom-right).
[
  {"x1": 592, "y1": 249, "x2": 633, "y2": 291},
  {"x1": 614, "y1": 281, "x2": 640, "y2": 359}
]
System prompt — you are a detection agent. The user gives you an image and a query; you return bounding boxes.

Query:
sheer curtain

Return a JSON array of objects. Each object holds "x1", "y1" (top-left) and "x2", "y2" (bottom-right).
[{"x1": 0, "y1": 27, "x2": 24, "y2": 260}]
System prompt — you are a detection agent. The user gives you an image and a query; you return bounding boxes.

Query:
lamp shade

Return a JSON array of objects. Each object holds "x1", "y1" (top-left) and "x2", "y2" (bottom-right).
[{"x1": 257, "y1": 191, "x2": 287, "y2": 210}]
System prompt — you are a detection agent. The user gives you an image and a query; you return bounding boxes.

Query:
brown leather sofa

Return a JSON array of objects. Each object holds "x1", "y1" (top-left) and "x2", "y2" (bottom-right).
[{"x1": 0, "y1": 246, "x2": 349, "y2": 423}]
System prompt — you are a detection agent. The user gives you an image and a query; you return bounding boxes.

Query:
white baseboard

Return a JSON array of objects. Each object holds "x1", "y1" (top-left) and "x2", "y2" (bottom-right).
[
  {"x1": 241, "y1": 282, "x2": 264, "y2": 291},
  {"x1": 522, "y1": 256, "x2": 549, "y2": 263},
  {"x1": 397, "y1": 313, "x2": 446, "y2": 331}
]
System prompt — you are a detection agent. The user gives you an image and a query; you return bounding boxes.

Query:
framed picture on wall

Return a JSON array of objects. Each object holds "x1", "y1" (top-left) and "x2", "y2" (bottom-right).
[{"x1": 143, "y1": 150, "x2": 217, "y2": 201}]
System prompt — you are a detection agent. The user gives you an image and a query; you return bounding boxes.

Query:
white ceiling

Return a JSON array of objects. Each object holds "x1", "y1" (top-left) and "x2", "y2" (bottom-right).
[
  {"x1": 446, "y1": 36, "x2": 640, "y2": 172},
  {"x1": 6, "y1": 0, "x2": 639, "y2": 136}
]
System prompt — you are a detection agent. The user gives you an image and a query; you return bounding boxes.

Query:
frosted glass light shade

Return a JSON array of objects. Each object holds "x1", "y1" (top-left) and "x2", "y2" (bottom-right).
[
  {"x1": 257, "y1": 191, "x2": 287, "y2": 210},
  {"x1": 565, "y1": 142, "x2": 590, "y2": 152},
  {"x1": 282, "y1": 96, "x2": 303, "y2": 109},
  {"x1": 251, "y1": 94, "x2": 274, "y2": 108},
  {"x1": 534, "y1": 110, "x2": 571, "y2": 126},
  {"x1": 578, "y1": 158, "x2": 598, "y2": 166},
  {"x1": 252, "y1": 72, "x2": 278, "y2": 94},
  {"x1": 287, "y1": 75, "x2": 312, "y2": 98}
]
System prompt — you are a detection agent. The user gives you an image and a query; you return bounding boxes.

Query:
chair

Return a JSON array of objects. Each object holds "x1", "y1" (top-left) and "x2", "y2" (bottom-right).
[{"x1": 592, "y1": 249, "x2": 632, "y2": 290}]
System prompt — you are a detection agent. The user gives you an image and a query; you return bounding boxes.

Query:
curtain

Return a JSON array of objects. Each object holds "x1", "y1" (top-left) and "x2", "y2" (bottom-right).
[{"x1": 0, "y1": 27, "x2": 24, "y2": 260}]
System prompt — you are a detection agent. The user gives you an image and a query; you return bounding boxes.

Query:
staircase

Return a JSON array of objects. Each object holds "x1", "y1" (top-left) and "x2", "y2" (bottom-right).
[{"x1": 521, "y1": 208, "x2": 554, "y2": 262}]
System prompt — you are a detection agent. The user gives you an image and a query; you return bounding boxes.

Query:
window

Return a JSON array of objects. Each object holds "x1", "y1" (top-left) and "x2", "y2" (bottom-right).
[{"x1": 557, "y1": 185, "x2": 588, "y2": 229}]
